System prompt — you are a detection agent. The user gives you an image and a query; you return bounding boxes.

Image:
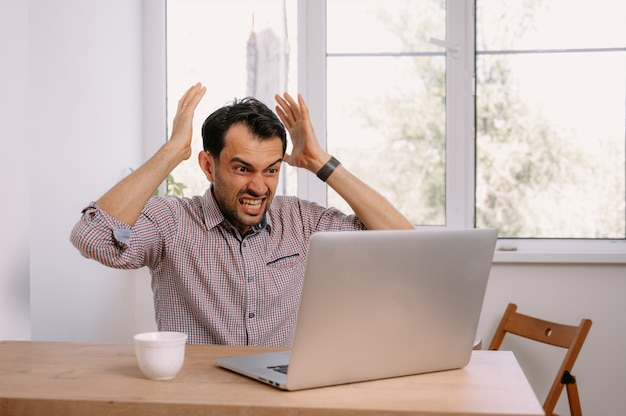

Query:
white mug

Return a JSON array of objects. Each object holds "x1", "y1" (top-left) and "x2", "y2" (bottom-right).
[{"x1": 134, "y1": 331, "x2": 188, "y2": 381}]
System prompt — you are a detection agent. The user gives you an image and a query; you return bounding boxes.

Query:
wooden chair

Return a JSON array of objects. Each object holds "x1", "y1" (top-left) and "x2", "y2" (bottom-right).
[{"x1": 488, "y1": 303, "x2": 592, "y2": 416}]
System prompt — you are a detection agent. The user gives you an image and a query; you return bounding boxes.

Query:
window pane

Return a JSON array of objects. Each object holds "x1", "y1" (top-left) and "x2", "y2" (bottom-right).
[
  {"x1": 476, "y1": 0, "x2": 626, "y2": 238},
  {"x1": 326, "y1": 0, "x2": 446, "y2": 225},
  {"x1": 478, "y1": 0, "x2": 626, "y2": 50},
  {"x1": 167, "y1": 0, "x2": 297, "y2": 197},
  {"x1": 326, "y1": 0, "x2": 440, "y2": 54}
]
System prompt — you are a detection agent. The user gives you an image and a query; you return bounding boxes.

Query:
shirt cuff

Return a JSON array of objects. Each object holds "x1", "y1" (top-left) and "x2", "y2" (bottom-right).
[
  {"x1": 81, "y1": 202, "x2": 132, "y2": 246},
  {"x1": 113, "y1": 228, "x2": 131, "y2": 245}
]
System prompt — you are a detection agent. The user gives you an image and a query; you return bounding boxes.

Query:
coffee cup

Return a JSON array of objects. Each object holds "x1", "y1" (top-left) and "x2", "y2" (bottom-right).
[{"x1": 134, "y1": 331, "x2": 187, "y2": 381}]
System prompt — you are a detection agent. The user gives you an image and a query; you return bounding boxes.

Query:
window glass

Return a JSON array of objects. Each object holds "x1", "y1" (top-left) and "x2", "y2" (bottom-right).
[
  {"x1": 167, "y1": 0, "x2": 297, "y2": 197},
  {"x1": 476, "y1": 0, "x2": 626, "y2": 238},
  {"x1": 326, "y1": 0, "x2": 447, "y2": 225},
  {"x1": 167, "y1": 0, "x2": 626, "y2": 245}
]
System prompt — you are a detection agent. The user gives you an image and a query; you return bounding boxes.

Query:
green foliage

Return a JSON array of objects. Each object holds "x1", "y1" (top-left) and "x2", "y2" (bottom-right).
[
  {"x1": 155, "y1": 174, "x2": 187, "y2": 197},
  {"x1": 353, "y1": 0, "x2": 624, "y2": 238}
]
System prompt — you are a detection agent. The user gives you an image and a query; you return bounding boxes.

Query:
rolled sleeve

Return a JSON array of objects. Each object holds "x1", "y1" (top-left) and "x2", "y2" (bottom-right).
[{"x1": 70, "y1": 203, "x2": 144, "y2": 269}]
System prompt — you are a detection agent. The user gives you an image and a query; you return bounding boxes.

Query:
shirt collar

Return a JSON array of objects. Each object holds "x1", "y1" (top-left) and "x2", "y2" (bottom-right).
[{"x1": 201, "y1": 186, "x2": 271, "y2": 234}]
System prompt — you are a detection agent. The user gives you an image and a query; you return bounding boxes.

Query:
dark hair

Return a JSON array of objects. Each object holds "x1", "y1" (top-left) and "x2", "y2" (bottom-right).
[{"x1": 201, "y1": 97, "x2": 287, "y2": 157}]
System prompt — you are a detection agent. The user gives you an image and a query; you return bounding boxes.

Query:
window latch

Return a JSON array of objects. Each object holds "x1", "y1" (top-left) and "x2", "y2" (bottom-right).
[{"x1": 429, "y1": 37, "x2": 460, "y2": 58}]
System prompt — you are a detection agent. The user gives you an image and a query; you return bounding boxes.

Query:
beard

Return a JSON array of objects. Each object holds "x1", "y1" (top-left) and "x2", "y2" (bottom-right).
[{"x1": 211, "y1": 180, "x2": 272, "y2": 234}]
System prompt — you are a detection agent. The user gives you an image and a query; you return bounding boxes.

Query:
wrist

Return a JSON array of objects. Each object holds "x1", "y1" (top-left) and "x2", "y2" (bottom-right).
[
  {"x1": 316, "y1": 156, "x2": 341, "y2": 182},
  {"x1": 161, "y1": 139, "x2": 192, "y2": 166}
]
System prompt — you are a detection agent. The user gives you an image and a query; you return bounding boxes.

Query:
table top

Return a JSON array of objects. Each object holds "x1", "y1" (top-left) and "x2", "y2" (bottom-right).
[{"x1": 0, "y1": 340, "x2": 543, "y2": 416}]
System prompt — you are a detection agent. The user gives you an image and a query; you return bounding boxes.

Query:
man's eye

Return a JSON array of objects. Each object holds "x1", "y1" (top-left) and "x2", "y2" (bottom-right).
[
  {"x1": 235, "y1": 166, "x2": 249, "y2": 173},
  {"x1": 267, "y1": 168, "x2": 279, "y2": 175}
]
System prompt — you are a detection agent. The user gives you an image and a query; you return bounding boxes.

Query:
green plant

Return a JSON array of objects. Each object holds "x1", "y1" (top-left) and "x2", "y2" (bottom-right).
[{"x1": 158, "y1": 173, "x2": 187, "y2": 197}]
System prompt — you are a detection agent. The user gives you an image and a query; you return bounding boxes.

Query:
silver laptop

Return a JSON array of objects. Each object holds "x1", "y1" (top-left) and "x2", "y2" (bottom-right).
[{"x1": 216, "y1": 228, "x2": 497, "y2": 391}]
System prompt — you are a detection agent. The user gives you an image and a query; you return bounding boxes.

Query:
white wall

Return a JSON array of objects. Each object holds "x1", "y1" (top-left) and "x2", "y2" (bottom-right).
[
  {"x1": 478, "y1": 262, "x2": 626, "y2": 415},
  {"x1": 27, "y1": 0, "x2": 155, "y2": 343},
  {"x1": 0, "y1": 0, "x2": 30, "y2": 341},
  {"x1": 1, "y1": 1, "x2": 624, "y2": 415}
]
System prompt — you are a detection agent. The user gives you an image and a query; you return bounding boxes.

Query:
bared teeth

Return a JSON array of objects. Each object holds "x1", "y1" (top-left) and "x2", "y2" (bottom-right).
[{"x1": 241, "y1": 199, "x2": 262, "y2": 208}]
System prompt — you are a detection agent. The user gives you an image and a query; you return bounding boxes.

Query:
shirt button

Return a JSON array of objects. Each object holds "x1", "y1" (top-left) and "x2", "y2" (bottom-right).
[
  {"x1": 248, "y1": 277, "x2": 253, "y2": 282},
  {"x1": 248, "y1": 313, "x2": 255, "y2": 319},
  {"x1": 242, "y1": 242, "x2": 247, "y2": 247}
]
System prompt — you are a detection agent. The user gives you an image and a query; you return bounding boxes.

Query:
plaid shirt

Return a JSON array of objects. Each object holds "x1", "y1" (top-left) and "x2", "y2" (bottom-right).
[{"x1": 70, "y1": 189, "x2": 365, "y2": 345}]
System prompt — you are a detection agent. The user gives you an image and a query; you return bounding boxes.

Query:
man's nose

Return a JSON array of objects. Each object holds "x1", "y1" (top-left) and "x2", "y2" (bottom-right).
[{"x1": 247, "y1": 173, "x2": 267, "y2": 196}]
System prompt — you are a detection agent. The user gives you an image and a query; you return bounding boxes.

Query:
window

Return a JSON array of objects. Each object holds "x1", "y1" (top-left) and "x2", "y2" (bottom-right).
[
  {"x1": 166, "y1": 0, "x2": 298, "y2": 197},
  {"x1": 476, "y1": 0, "x2": 626, "y2": 240},
  {"x1": 325, "y1": 0, "x2": 447, "y2": 225},
  {"x1": 166, "y1": 0, "x2": 626, "y2": 258}
]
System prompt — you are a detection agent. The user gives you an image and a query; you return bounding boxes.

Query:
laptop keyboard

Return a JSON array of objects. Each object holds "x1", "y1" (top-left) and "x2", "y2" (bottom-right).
[{"x1": 268, "y1": 365, "x2": 289, "y2": 374}]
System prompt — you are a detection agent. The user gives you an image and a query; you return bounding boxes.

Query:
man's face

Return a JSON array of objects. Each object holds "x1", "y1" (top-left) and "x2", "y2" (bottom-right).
[{"x1": 200, "y1": 123, "x2": 283, "y2": 235}]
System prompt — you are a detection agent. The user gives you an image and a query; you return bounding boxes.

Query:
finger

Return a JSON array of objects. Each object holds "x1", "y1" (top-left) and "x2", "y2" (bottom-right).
[
  {"x1": 274, "y1": 93, "x2": 287, "y2": 107},
  {"x1": 186, "y1": 84, "x2": 207, "y2": 111},
  {"x1": 177, "y1": 84, "x2": 197, "y2": 111},
  {"x1": 281, "y1": 93, "x2": 300, "y2": 117},
  {"x1": 297, "y1": 94, "x2": 309, "y2": 116},
  {"x1": 274, "y1": 93, "x2": 295, "y2": 121},
  {"x1": 178, "y1": 83, "x2": 206, "y2": 112},
  {"x1": 275, "y1": 105, "x2": 292, "y2": 128},
  {"x1": 279, "y1": 92, "x2": 302, "y2": 120}
]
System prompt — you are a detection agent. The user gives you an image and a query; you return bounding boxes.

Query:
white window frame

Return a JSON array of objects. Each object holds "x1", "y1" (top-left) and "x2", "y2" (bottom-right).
[
  {"x1": 296, "y1": 0, "x2": 328, "y2": 203},
  {"x1": 149, "y1": 0, "x2": 626, "y2": 263},
  {"x1": 298, "y1": 0, "x2": 626, "y2": 263}
]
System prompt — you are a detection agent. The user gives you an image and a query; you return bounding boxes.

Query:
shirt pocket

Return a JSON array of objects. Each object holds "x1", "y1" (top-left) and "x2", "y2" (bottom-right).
[{"x1": 266, "y1": 253, "x2": 305, "y2": 308}]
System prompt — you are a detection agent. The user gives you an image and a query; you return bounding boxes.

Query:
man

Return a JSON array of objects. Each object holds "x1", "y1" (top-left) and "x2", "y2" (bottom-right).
[{"x1": 71, "y1": 83, "x2": 414, "y2": 345}]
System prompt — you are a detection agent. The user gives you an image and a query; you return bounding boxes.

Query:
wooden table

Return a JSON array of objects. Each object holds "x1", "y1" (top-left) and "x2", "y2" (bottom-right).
[{"x1": 0, "y1": 341, "x2": 543, "y2": 415}]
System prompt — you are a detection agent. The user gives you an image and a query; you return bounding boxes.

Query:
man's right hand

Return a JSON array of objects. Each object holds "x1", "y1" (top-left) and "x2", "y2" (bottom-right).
[
  {"x1": 169, "y1": 83, "x2": 207, "y2": 161},
  {"x1": 94, "y1": 83, "x2": 206, "y2": 226}
]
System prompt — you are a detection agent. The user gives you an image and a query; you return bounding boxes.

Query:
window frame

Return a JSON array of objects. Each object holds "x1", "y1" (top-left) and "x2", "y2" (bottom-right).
[
  {"x1": 298, "y1": 0, "x2": 626, "y2": 263},
  {"x1": 152, "y1": 0, "x2": 626, "y2": 263}
]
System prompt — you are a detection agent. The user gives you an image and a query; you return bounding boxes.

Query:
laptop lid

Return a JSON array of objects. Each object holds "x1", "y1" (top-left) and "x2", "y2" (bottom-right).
[{"x1": 217, "y1": 228, "x2": 497, "y2": 391}]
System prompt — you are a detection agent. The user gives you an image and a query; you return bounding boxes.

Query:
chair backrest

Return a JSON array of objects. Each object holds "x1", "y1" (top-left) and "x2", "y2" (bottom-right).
[{"x1": 488, "y1": 303, "x2": 592, "y2": 416}]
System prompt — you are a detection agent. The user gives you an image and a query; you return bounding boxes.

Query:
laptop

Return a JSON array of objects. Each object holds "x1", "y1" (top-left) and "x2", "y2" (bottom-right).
[{"x1": 216, "y1": 228, "x2": 498, "y2": 391}]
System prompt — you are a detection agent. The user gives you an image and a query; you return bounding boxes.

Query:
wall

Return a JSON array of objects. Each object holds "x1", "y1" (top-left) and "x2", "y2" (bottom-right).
[
  {"x1": 0, "y1": 0, "x2": 30, "y2": 341},
  {"x1": 1, "y1": 1, "x2": 624, "y2": 414},
  {"x1": 478, "y1": 262, "x2": 625, "y2": 415},
  {"x1": 28, "y1": 0, "x2": 155, "y2": 343}
]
